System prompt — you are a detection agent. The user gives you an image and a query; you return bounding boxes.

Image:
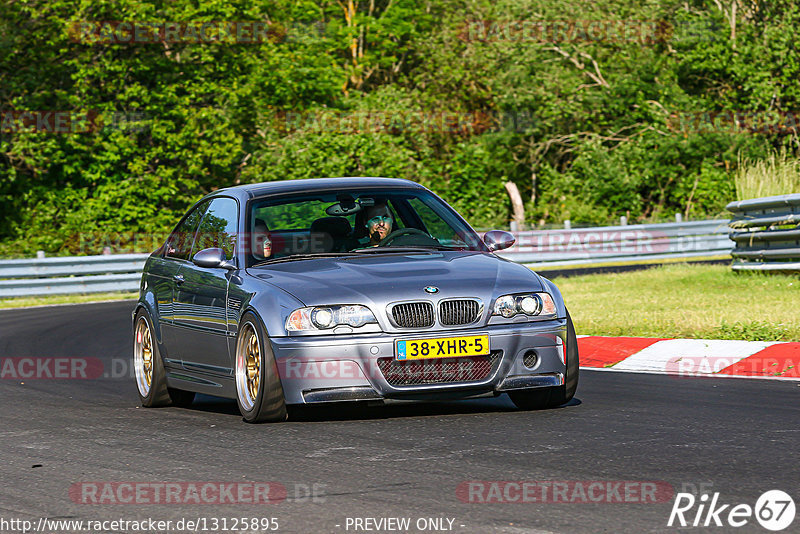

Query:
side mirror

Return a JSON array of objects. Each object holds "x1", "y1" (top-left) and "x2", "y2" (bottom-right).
[
  {"x1": 484, "y1": 230, "x2": 516, "y2": 252},
  {"x1": 192, "y1": 247, "x2": 237, "y2": 270}
]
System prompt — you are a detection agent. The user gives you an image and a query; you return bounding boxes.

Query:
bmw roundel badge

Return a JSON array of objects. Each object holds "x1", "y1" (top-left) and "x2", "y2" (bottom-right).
[{"x1": 424, "y1": 286, "x2": 439, "y2": 294}]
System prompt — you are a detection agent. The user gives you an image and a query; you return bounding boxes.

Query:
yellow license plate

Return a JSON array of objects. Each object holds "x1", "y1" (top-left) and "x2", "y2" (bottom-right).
[{"x1": 395, "y1": 334, "x2": 490, "y2": 360}]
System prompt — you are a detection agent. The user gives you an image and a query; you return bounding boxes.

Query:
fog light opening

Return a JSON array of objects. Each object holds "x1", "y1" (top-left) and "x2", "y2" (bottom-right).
[{"x1": 522, "y1": 350, "x2": 538, "y2": 369}]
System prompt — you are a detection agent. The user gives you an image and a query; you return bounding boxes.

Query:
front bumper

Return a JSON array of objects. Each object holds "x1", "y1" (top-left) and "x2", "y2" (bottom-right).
[{"x1": 269, "y1": 319, "x2": 568, "y2": 404}]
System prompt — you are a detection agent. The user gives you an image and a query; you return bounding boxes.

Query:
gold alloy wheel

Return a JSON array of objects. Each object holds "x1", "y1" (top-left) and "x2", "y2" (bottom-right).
[
  {"x1": 236, "y1": 322, "x2": 262, "y2": 411},
  {"x1": 245, "y1": 329, "x2": 261, "y2": 402},
  {"x1": 134, "y1": 317, "x2": 153, "y2": 396}
]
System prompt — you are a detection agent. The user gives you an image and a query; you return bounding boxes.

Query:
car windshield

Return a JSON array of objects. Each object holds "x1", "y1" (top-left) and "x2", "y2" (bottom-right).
[{"x1": 246, "y1": 188, "x2": 486, "y2": 265}]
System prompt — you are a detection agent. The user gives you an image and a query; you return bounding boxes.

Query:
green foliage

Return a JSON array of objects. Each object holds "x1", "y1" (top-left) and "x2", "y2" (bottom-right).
[{"x1": 2, "y1": 0, "x2": 800, "y2": 256}]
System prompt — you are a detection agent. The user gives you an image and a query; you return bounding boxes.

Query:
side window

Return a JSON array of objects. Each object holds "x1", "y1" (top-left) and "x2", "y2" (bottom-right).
[
  {"x1": 191, "y1": 197, "x2": 239, "y2": 260},
  {"x1": 166, "y1": 201, "x2": 210, "y2": 260},
  {"x1": 407, "y1": 198, "x2": 450, "y2": 236}
]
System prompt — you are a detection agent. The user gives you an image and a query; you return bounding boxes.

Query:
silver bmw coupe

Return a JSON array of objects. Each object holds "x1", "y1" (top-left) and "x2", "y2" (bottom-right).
[{"x1": 133, "y1": 177, "x2": 578, "y2": 422}]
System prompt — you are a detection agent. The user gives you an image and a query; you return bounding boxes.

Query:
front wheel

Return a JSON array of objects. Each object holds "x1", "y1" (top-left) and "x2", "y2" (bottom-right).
[
  {"x1": 509, "y1": 309, "x2": 580, "y2": 410},
  {"x1": 235, "y1": 312, "x2": 287, "y2": 423}
]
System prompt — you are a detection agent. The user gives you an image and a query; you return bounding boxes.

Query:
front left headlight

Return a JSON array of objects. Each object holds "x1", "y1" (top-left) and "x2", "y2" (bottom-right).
[
  {"x1": 286, "y1": 305, "x2": 378, "y2": 331},
  {"x1": 492, "y1": 292, "x2": 556, "y2": 319}
]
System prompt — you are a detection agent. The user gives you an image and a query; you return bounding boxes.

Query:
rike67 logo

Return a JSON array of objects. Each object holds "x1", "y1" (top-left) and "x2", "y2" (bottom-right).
[{"x1": 668, "y1": 490, "x2": 795, "y2": 531}]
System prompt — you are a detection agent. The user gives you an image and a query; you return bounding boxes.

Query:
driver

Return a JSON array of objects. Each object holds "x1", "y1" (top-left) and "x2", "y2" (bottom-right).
[{"x1": 363, "y1": 203, "x2": 393, "y2": 246}]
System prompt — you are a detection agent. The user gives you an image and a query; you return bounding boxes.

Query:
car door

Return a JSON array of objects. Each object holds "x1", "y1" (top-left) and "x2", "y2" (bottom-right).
[
  {"x1": 172, "y1": 197, "x2": 239, "y2": 377},
  {"x1": 152, "y1": 200, "x2": 210, "y2": 367}
]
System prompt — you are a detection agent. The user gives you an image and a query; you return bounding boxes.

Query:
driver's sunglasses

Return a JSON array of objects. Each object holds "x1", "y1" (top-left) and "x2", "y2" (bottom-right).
[{"x1": 367, "y1": 214, "x2": 392, "y2": 225}]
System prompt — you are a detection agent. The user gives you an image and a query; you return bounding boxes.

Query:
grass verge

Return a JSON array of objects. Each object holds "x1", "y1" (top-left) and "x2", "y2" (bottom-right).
[
  {"x1": 0, "y1": 291, "x2": 138, "y2": 309},
  {"x1": 551, "y1": 263, "x2": 800, "y2": 341},
  {"x1": 735, "y1": 148, "x2": 800, "y2": 199}
]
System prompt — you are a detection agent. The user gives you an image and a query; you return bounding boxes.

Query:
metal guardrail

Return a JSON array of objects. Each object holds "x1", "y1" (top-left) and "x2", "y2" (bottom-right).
[
  {"x1": 0, "y1": 218, "x2": 735, "y2": 298},
  {"x1": 496, "y1": 219, "x2": 732, "y2": 268},
  {"x1": 727, "y1": 194, "x2": 800, "y2": 272},
  {"x1": 0, "y1": 254, "x2": 147, "y2": 298}
]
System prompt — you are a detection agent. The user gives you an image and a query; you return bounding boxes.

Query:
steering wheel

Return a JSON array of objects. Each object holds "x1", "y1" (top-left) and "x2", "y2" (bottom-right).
[{"x1": 378, "y1": 228, "x2": 432, "y2": 247}]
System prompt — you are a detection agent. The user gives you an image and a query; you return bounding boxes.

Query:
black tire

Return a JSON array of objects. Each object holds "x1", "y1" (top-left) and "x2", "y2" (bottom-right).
[
  {"x1": 168, "y1": 388, "x2": 196, "y2": 407},
  {"x1": 509, "y1": 309, "x2": 580, "y2": 410},
  {"x1": 133, "y1": 310, "x2": 171, "y2": 408},
  {"x1": 234, "y1": 312, "x2": 287, "y2": 423}
]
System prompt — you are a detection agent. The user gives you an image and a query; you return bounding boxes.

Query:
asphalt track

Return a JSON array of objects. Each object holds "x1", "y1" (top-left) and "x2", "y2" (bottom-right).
[{"x1": 1, "y1": 301, "x2": 798, "y2": 534}]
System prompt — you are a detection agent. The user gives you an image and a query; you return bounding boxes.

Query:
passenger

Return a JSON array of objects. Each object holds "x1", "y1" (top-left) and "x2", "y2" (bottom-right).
[{"x1": 253, "y1": 219, "x2": 272, "y2": 260}]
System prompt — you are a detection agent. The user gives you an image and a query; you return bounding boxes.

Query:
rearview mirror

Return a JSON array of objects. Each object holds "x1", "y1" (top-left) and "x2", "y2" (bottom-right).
[
  {"x1": 484, "y1": 230, "x2": 516, "y2": 252},
  {"x1": 192, "y1": 247, "x2": 237, "y2": 270}
]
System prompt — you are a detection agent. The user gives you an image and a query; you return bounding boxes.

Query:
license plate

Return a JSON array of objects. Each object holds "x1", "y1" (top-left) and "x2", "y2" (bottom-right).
[{"x1": 395, "y1": 334, "x2": 490, "y2": 360}]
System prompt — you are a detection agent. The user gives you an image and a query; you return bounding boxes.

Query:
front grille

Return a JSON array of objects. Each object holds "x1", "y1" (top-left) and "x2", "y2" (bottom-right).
[
  {"x1": 391, "y1": 302, "x2": 435, "y2": 328},
  {"x1": 439, "y1": 299, "x2": 481, "y2": 325},
  {"x1": 378, "y1": 351, "x2": 502, "y2": 386}
]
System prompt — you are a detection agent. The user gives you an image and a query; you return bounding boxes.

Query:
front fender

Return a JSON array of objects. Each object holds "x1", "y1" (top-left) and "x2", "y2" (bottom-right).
[{"x1": 229, "y1": 275, "x2": 305, "y2": 338}]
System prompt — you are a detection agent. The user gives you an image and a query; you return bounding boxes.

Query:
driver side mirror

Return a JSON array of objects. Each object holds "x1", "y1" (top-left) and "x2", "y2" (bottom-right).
[
  {"x1": 484, "y1": 230, "x2": 516, "y2": 252},
  {"x1": 192, "y1": 247, "x2": 237, "y2": 270}
]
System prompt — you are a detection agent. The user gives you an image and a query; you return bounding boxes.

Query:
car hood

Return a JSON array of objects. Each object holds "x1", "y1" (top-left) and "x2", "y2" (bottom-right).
[{"x1": 248, "y1": 251, "x2": 543, "y2": 307}]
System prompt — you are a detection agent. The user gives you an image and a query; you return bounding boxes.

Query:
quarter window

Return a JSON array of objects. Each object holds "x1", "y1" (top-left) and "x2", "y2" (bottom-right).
[{"x1": 165, "y1": 200, "x2": 210, "y2": 260}]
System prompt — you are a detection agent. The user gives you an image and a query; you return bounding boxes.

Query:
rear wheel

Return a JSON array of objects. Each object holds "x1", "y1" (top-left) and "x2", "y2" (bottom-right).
[
  {"x1": 134, "y1": 310, "x2": 199, "y2": 408},
  {"x1": 509, "y1": 309, "x2": 580, "y2": 410},
  {"x1": 133, "y1": 311, "x2": 170, "y2": 407},
  {"x1": 235, "y1": 313, "x2": 287, "y2": 423}
]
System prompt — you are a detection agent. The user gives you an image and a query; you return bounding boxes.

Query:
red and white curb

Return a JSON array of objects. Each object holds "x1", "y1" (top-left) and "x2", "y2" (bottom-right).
[{"x1": 577, "y1": 336, "x2": 800, "y2": 380}]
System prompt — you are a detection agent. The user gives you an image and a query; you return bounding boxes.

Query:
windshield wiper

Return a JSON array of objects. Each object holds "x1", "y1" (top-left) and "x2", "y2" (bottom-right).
[
  {"x1": 251, "y1": 253, "x2": 363, "y2": 267},
  {"x1": 354, "y1": 245, "x2": 473, "y2": 253},
  {"x1": 351, "y1": 247, "x2": 441, "y2": 254}
]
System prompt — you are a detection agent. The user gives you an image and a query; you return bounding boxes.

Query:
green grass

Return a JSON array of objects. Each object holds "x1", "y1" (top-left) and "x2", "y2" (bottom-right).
[
  {"x1": 551, "y1": 264, "x2": 800, "y2": 341},
  {"x1": 0, "y1": 291, "x2": 138, "y2": 309},
  {"x1": 735, "y1": 148, "x2": 800, "y2": 200}
]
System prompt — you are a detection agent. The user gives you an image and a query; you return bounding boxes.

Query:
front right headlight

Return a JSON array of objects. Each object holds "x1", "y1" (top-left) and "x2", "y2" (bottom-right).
[
  {"x1": 286, "y1": 305, "x2": 378, "y2": 331},
  {"x1": 492, "y1": 292, "x2": 556, "y2": 319}
]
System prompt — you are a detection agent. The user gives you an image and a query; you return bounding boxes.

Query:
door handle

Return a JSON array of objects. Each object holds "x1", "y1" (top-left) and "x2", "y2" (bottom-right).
[{"x1": 173, "y1": 274, "x2": 185, "y2": 284}]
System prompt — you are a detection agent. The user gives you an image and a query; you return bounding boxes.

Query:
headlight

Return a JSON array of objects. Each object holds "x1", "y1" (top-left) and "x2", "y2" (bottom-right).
[
  {"x1": 492, "y1": 293, "x2": 556, "y2": 319},
  {"x1": 286, "y1": 305, "x2": 378, "y2": 331}
]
